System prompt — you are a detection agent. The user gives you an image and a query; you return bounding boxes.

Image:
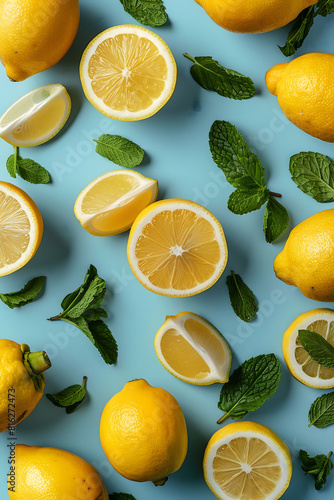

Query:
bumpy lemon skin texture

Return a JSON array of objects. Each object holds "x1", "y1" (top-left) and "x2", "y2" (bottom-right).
[
  {"x1": 100, "y1": 379, "x2": 188, "y2": 484},
  {"x1": 0, "y1": 340, "x2": 44, "y2": 433},
  {"x1": 274, "y1": 210, "x2": 334, "y2": 302},
  {"x1": 203, "y1": 421, "x2": 292, "y2": 500},
  {"x1": 195, "y1": 0, "x2": 317, "y2": 34},
  {"x1": 266, "y1": 53, "x2": 334, "y2": 142},
  {"x1": 0, "y1": 0, "x2": 80, "y2": 81},
  {"x1": 8, "y1": 445, "x2": 109, "y2": 500}
]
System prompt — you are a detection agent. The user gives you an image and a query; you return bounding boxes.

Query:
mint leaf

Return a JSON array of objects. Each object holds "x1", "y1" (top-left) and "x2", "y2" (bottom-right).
[
  {"x1": 0, "y1": 276, "x2": 46, "y2": 309},
  {"x1": 290, "y1": 152, "x2": 334, "y2": 202},
  {"x1": 317, "y1": 0, "x2": 334, "y2": 16},
  {"x1": 94, "y1": 134, "x2": 144, "y2": 168},
  {"x1": 119, "y1": 0, "x2": 167, "y2": 26},
  {"x1": 6, "y1": 146, "x2": 50, "y2": 184},
  {"x1": 109, "y1": 494, "x2": 137, "y2": 500},
  {"x1": 228, "y1": 187, "x2": 268, "y2": 215},
  {"x1": 184, "y1": 54, "x2": 255, "y2": 100},
  {"x1": 263, "y1": 196, "x2": 289, "y2": 243},
  {"x1": 299, "y1": 330, "x2": 334, "y2": 369},
  {"x1": 218, "y1": 353, "x2": 281, "y2": 423},
  {"x1": 309, "y1": 392, "x2": 334, "y2": 428},
  {"x1": 209, "y1": 121, "x2": 266, "y2": 190},
  {"x1": 49, "y1": 265, "x2": 118, "y2": 365},
  {"x1": 46, "y1": 376, "x2": 87, "y2": 414},
  {"x1": 300, "y1": 450, "x2": 333, "y2": 490},
  {"x1": 278, "y1": 6, "x2": 315, "y2": 57},
  {"x1": 226, "y1": 271, "x2": 258, "y2": 322}
]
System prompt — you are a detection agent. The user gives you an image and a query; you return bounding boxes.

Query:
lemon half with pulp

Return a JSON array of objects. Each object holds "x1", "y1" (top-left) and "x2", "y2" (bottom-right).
[
  {"x1": 80, "y1": 25, "x2": 177, "y2": 121},
  {"x1": 0, "y1": 84, "x2": 71, "y2": 147},
  {"x1": 283, "y1": 309, "x2": 334, "y2": 388}
]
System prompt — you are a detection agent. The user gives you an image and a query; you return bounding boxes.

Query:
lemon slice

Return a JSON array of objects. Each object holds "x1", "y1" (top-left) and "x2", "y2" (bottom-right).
[
  {"x1": 80, "y1": 25, "x2": 177, "y2": 121},
  {"x1": 127, "y1": 199, "x2": 228, "y2": 297},
  {"x1": 74, "y1": 170, "x2": 158, "y2": 236},
  {"x1": 0, "y1": 182, "x2": 43, "y2": 277},
  {"x1": 154, "y1": 312, "x2": 231, "y2": 385},
  {"x1": 283, "y1": 309, "x2": 334, "y2": 389},
  {"x1": 203, "y1": 422, "x2": 292, "y2": 500},
  {"x1": 0, "y1": 84, "x2": 71, "y2": 147}
]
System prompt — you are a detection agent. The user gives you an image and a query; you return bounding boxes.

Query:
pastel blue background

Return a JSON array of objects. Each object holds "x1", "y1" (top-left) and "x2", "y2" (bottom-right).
[{"x1": 0, "y1": 1, "x2": 333, "y2": 498}]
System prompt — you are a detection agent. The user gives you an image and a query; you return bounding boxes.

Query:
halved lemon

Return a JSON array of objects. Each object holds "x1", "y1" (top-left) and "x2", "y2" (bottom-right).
[
  {"x1": 74, "y1": 170, "x2": 158, "y2": 236},
  {"x1": 203, "y1": 421, "x2": 292, "y2": 500},
  {"x1": 80, "y1": 25, "x2": 177, "y2": 121},
  {"x1": 0, "y1": 182, "x2": 43, "y2": 277},
  {"x1": 127, "y1": 199, "x2": 228, "y2": 297},
  {"x1": 0, "y1": 84, "x2": 71, "y2": 147},
  {"x1": 154, "y1": 312, "x2": 231, "y2": 385},
  {"x1": 283, "y1": 309, "x2": 334, "y2": 389}
]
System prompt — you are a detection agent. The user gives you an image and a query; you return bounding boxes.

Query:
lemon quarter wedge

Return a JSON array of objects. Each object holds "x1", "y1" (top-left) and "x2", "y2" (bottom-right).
[
  {"x1": 203, "y1": 421, "x2": 292, "y2": 500},
  {"x1": 80, "y1": 25, "x2": 177, "y2": 121},
  {"x1": 0, "y1": 84, "x2": 71, "y2": 147},
  {"x1": 74, "y1": 170, "x2": 158, "y2": 236},
  {"x1": 0, "y1": 182, "x2": 43, "y2": 277},
  {"x1": 155, "y1": 312, "x2": 231, "y2": 385},
  {"x1": 283, "y1": 309, "x2": 334, "y2": 389}
]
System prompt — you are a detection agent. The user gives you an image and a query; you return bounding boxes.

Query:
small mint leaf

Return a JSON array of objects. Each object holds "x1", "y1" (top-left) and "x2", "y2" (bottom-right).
[
  {"x1": 263, "y1": 196, "x2": 289, "y2": 243},
  {"x1": 94, "y1": 134, "x2": 144, "y2": 168},
  {"x1": 46, "y1": 376, "x2": 87, "y2": 414},
  {"x1": 119, "y1": 0, "x2": 167, "y2": 27},
  {"x1": 0, "y1": 276, "x2": 46, "y2": 309}
]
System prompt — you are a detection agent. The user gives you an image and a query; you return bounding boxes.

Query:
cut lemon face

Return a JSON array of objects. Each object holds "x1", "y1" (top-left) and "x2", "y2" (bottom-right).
[
  {"x1": 0, "y1": 84, "x2": 71, "y2": 147},
  {"x1": 155, "y1": 312, "x2": 231, "y2": 385},
  {"x1": 127, "y1": 199, "x2": 228, "y2": 297},
  {"x1": 0, "y1": 182, "x2": 43, "y2": 277},
  {"x1": 283, "y1": 309, "x2": 334, "y2": 388},
  {"x1": 74, "y1": 170, "x2": 158, "y2": 236},
  {"x1": 203, "y1": 422, "x2": 292, "y2": 500},
  {"x1": 80, "y1": 25, "x2": 177, "y2": 121}
]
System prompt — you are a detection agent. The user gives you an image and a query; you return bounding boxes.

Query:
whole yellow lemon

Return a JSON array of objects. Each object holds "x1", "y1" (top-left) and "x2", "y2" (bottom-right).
[
  {"x1": 195, "y1": 0, "x2": 317, "y2": 33},
  {"x1": 0, "y1": 0, "x2": 80, "y2": 81},
  {"x1": 266, "y1": 53, "x2": 334, "y2": 142},
  {"x1": 8, "y1": 445, "x2": 109, "y2": 500},
  {"x1": 100, "y1": 379, "x2": 188, "y2": 485},
  {"x1": 0, "y1": 341, "x2": 51, "y2": 433},
  {"x1": 274, "y1": 210, "x2": 334, "y2": 302}
]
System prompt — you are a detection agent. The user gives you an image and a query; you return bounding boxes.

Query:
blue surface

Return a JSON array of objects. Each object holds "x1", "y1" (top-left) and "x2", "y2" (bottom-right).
[{"x1": 0, "y1": 1, "x2": 334, "y2": 499}]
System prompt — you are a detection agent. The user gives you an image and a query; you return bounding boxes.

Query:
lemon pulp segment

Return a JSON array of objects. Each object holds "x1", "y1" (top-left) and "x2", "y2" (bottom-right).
[
  {"x1": 296, "y1": 319, "x2": 334, "y2": 380},
  {"x1": 213, "y1": 437, "x2": 282, "y2": 498},
  {"x1": 135, "y1": 209, "x2": 222, "y2": 290},
  {"x1": 0, "y1": 190, "x2": 31, "y2": 269}
]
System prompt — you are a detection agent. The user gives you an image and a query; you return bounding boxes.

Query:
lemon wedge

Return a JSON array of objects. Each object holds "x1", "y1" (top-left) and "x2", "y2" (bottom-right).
[
  {"x1": 203, "y1": 422, "x2": 292, "y2": 500},
  {"x1": 127, "y1": 199, "x2": 228, "y2": 297},
  {"x1": 74, "y1": 170, "x2": 158, "y2": 236},
  {"x1": 80, "y1": 25, "x2": 177, "y2": 121},
  {"x1": 155, "y1": 312, "x2": 231, "y2": 385},
  {"x1": 283, "y1": 309, "x2": 334, "y2": 389},
  {"x1": 0, "y1": 84, "x2": 71, "y2": 147},
  {"x1": 0, "y1": 182, "x2": 43, "y2": 277}
]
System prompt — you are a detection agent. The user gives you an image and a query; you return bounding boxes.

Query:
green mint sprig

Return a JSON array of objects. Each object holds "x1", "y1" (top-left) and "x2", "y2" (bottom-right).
[
  {"x1": 290, "y1": 152, "x2": 334, "y2": 202},
  {"x1": 7, "y1": 146, "x2": 50, "y2": 184},
  {"x1": 226, "y1": 271, "x2": 258, "y2": 322},
  {"x1": 119, "y1": 0, "x2": 167, "y2": 27},
  {"x1": 309, "y1": 392, "x2": 334, "y2": 429},
  {"x1": 298, "y1": 330, "x2": 334, "y2": 369},
  {"x1": 94, "y1": 134, "x2": 145, "y2": 168},
  {"x1": 299, "y1": 449, "x2": 333, "y2": 490},
  {"x1": 279, "y1": 1, "x2": 334, "y2": 57},
  {"x1": 46, "y1": 376, "x2": 87, "y2": 414},
  {"x1": 0, "y1": 276, "x2": 46, "y2": 309},
  {"x1": 217, "y1": 353, "x2": 281, "y2": 424},
  {"x1": 48, "y1": 265, "x2": 117, "y2": 365},
  {"x1": 109, "y1": 494, "x2": 137, "y2": 500},
  {"x1": 209, "y1": 120, "x2": 289, "y2": 243},
  {"x1": 183, "y1": 54, "x2": 255, "y2": 100}
]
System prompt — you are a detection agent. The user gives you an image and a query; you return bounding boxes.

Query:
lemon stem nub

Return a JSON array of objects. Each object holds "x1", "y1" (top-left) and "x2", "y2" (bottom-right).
[
  {"x1": 25, "y1": 351, "x2": 52, "y2": 375},
  {"x1": 153, "y1": 477, "x2": 168, "y2": 486}
]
